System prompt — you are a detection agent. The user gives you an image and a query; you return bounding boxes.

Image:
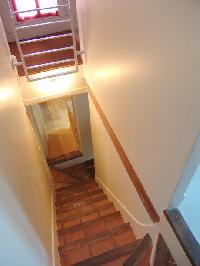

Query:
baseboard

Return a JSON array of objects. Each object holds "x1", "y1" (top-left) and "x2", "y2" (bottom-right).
[
  {"x1": 52, "y1": 190, "x2": 61, "y2": 266},
  {"x1": 95, "y1": 175, "x2": 158, "y2": 239},
  {"x1": 51, "y1": 192, "x2": 56, "y2": 266},
  {"x1": 95, "y1": 175, "x2": 159, "y2": 266}
]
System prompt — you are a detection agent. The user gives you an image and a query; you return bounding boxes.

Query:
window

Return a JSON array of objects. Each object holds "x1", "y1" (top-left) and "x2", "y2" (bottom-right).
[
  {"x1": 179, "y1": 163, "x2": 200, "y2": 244},
  {"x1": 165, "y1": 133, "x2": 200, "y2": 265},
  {"x1": 11, "y1": 0, "x2": 58, "y2": 22}
]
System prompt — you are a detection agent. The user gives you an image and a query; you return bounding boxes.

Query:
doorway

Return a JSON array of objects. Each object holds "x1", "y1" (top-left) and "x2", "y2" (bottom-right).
[{"x1": 26, "y1": 92, "x2": 93, "y2": 167}]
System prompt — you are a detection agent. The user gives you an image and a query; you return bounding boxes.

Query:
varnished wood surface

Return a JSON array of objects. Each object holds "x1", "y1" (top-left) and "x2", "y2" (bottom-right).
[
  {"x1": 124, "y1": 234, "x2": 152, "y2": 266},
  {"x1": 164, "y1": 209, "x2": 200, "y2": 266},
  {"x1": 51, "y1": 164, "x2": 143, "y2": 265}
]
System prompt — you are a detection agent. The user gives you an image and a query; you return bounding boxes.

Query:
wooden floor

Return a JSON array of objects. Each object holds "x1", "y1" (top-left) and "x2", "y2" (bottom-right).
[
  {"x1": 9, "y1": 31, "x2": 82, "y2": 76},
  {"x1": 47, "y1": 128, "x2": 81, "y2": 164},
  {"x1": 51, "y1": 163, "x2": 153, "y2": 266}
]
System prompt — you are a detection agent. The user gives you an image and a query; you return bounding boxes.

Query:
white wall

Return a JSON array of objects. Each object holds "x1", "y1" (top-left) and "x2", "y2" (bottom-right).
[
  {"x1": 74, "y1": 93, "x2": 93, "y2": 160},
  {"x1": 27, "y1": 105, "x2": 48, "y2": 157},
  {"x1": 0, "y1": 19, "x2": 54, "y2": 266},
  {"x1": 40, "y1": 98, "x2": 71, "y2": 133},
  {"x1": 0, "y1": 0, "x2": 79, "y2": 42},
  {"x1": 89, "y1": 99, "x2": 155, "y2": 233},
  {"x1": 77, "y1": 0, "x2": 200, "y2": 264}
]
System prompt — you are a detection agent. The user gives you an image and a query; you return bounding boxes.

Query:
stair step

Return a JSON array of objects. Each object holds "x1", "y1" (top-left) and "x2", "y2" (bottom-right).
[
  {"x1": 123, "y1": 234, "x2": 152, "y2": 266},
  {"x1": 56, "y1": 185, "x2": 100, "y2": 199},
  {"x1": 59, "y1": 223, "x2": 132, "y2": 252},
  {"x1": 56, "y1": 188, "x2": 103, "y2": 206},
  {"x1": 56, "y1": 179, "x2": 96, "y2": 193},
  {"x1": 153, "y1": 233, "x2": 177, "y2": 266},
  {"x1": 58, "y1": 211, "x2": 121, "y2": 236},
  {"x1": 56, "y1": 194, "x2": 108, "y2": 214},
  {"x1": 57, "y1": 205, "x2": 117, "y2": 231},
  {"x1": 58, "y1": 183, "x2": 99, "y2": 197},
  {"x1": 57, "y1": 202, "x2": 113, "y2": 224},
  {"x1": 71, "y1": 240, "x2": 140, "y2": 266},
  {"x1": 57, "y1": 196, "x2": 116, "y2": 229}
]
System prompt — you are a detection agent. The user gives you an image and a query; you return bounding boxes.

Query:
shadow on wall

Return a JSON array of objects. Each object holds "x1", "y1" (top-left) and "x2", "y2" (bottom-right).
[{"x1": 0, "y1": 177, "x2": 51, "y2": 266}]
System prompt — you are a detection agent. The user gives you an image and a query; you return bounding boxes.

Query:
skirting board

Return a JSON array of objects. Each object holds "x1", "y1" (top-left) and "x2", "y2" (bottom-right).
[
  {"x1": 52, "y1": 189, "x2": 61, "y2": 266},
  {"x1": 95, "y1": 175, "x2": 159, "y2": 240},
  {"x1": 95, "y1": 175, "x2": 159, "y2": 266}
]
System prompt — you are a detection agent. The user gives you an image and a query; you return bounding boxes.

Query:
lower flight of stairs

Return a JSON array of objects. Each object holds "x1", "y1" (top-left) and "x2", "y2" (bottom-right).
[
  {"x1": 153, "y1": 234, "x2": 177, "y2": 266},
  {"x1": 51, "y1": 165, "x2": 152, "y2": 266}
]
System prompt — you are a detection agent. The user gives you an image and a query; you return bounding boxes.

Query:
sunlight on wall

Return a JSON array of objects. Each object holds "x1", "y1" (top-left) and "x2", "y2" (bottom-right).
[
  {"x1": 0, "y1": 88, "x2": 14, "y2": 101},
  {"x1": 19, "y1": 69, "x2": 88, "y2": 106},
  {"x1": 95, "y1": 67, "x2": 121, "y2": 79},
  {"x1": 34, "y1": 74, "x2": 75, "y2": 94}
]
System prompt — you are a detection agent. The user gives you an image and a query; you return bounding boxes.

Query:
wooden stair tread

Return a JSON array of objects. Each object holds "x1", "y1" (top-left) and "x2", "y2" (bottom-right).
[
  {"x1": 71, "y1": 240, "x2": 140, "y2": 266},
  {"x1": 57, "y1": 183, "x2": 98, "y2": 198},
  {"x1": 48, "y1": 150, "x2": 83, "y2": 166},
  {"x1": 153, "y1": 233, "x2": 177, "y2": 266},
  {"x1": 56, "y1": 179, "x2": 96, "y2": 193},
  {"x1": 56, "y1": 185, "x2": 100, "y2": 199},
  {"x1": 56, "y1": 188, "x2": 103, "y2": 206},
  {"x1": 59, "y1": 223, "x2": 132, "y2": 252},
  {"x1": 56, "y1": 194, "x2": 108, "y2": 214},
  {"x1": 57, "y1": 202, "x2": 113, "y2": 224},
  {"x1": 51, "y1": 164, "x2": 151, "y2": 266},
  {"x1": 123, "y1": 234, "x2": 152, "y2": 266},
  {"x1": 58, "y1": 211, "x2": 121, "y2": 235}
]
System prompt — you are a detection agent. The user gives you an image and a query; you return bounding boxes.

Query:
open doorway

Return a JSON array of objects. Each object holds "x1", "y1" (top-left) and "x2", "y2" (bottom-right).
[
  {"x1": 26, "y1": 93, "x2": 94, "y2": 170},
  {"x1": 40, "y1": 96, "x2": 81, "y2": 164}
]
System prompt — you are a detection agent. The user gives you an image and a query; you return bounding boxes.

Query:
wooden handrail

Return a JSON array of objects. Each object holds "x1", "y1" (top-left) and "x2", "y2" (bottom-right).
[{"x1": 88, "y1": 88, "x2": 160, "y2": 223}]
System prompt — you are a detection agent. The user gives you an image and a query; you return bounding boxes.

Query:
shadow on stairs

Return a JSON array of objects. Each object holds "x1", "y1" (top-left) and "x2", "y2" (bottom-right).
[{"x1": 50, "y1": 163, "x2": 152, "y2": 266}]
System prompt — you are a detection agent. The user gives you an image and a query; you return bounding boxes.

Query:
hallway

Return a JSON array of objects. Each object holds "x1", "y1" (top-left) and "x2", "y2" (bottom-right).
[{"x1": 51, "y1": 164, "x2": 152, "y2": 265}]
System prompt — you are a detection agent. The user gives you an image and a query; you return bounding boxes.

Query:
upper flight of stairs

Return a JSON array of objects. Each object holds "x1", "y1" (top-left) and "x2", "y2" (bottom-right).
[
  {"x1": 9, "y1": 31, "x2": 82, "y2": 76},
  {"x1": 51, "y1": 164, "x2": 152, "y2": 266}
]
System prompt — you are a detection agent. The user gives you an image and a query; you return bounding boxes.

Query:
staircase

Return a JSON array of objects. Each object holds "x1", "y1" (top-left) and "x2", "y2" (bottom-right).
[
  {"x1": 6, "y1": 0, "x2": 82, "y2": 81},
  {"x1": 50, "y1": 164, "x2": 152, "y2": 266}
]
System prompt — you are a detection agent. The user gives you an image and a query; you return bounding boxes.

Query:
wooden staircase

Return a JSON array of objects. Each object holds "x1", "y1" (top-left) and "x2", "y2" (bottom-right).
[{"x1": 51, "y1": 164, "x2": 152, "y2": 266}]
